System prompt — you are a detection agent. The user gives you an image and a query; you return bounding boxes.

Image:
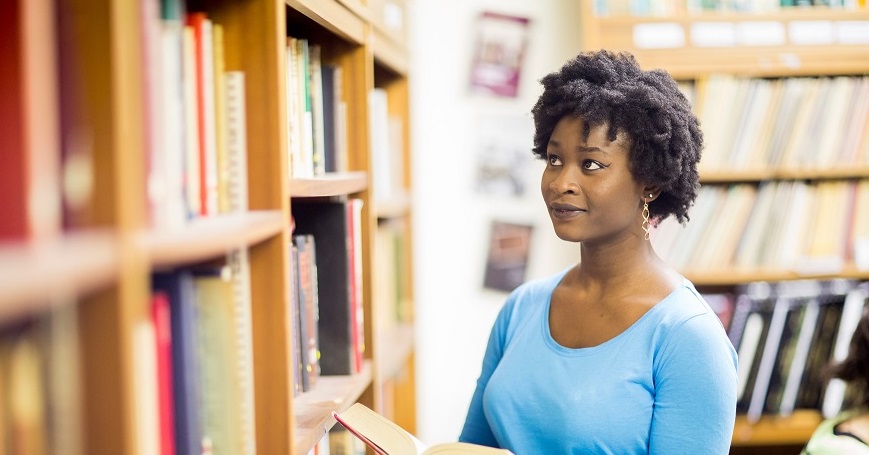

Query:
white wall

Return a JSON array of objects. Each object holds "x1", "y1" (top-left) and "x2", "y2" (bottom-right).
[{"x1": 408, "y1": 0, "x2": 584, "y2": 444}]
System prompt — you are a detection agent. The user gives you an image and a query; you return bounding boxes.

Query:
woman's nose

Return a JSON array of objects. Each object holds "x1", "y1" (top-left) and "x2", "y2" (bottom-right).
[{"x1": 549, "y1": 167, "x2": 580, "y2": 194}]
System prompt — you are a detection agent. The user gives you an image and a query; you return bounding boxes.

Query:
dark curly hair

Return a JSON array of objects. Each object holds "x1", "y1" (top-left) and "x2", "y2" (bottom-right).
[
  {"x1": 531, "y1": 50, "x2": 702, "y2": 225},
  {"x1": 825, "y1": 305, "x2": 869, "y2": 409}
]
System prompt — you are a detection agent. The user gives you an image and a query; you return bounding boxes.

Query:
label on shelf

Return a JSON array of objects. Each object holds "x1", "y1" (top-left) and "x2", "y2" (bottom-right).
[
  {"x1": 738, "y1": 21, "x2": 786, "y2": 47},
  {"x1": 633, "y1": 22, "x2": 684, "y2": 49},
  {"x1": 691, "y1": 22, "x2": 737, "y2": 47},
  {"x1": 788, "y1": 21, "x2": 835, "y2": 46},
  {"x1": 836, "y1": 21, "x2": 869, "y2": 45}
]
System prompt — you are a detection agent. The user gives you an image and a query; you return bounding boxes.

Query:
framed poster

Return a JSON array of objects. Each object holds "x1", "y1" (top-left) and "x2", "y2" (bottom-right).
[
  {"x1": 468, "y1": 12, "x2": 531, "y2": 98},
  {"x1": 483, "y1": 220, "x2": 533, "y2": 292}
]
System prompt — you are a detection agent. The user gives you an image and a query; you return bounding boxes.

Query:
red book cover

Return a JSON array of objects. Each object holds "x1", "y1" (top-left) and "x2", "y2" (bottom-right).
[
  {"x1": 347, "y1": 199, "x2": 365, "y2": 373},
  {"x1": 152, "y1": 291, "x2": 177, "y2": 455},
  {"x1": 185, "y1": 12, "x2": 213, "y2": 216},
  {"x1": 0, "y1": 0, "x2": 61, "y2": 240}
]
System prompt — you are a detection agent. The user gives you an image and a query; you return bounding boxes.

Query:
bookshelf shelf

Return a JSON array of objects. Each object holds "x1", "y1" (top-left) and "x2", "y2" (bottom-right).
[
  {"x1": 293, "y1": 361, "x2": 373, "y2": 455},
  {"x1": 291, "y1": 171, "x2": 369, "y2": 198},
  {"x1": 140, "y1": 211, "x2": 285, "y2": 268},
  {"x1": 372, "y1": 27, "x2": 409, "y2": 76},
  {"x1": 701, "y1": 167, "x2": 869, "y2": 183},
  {"x1": 375, "y1": 191, "x2": 412, "y2": 219},
  {"x1": 582, "y1": 6, "x2": 869, "y2": 79},
  {"x1": 286, "y1": 0, "x2": 367, "y2": 45},
  {"x1": 732, "y1": 410, "x2": 822, "y2": 447},
  {"x1": 686, "y1": 266, "x2": 869, "y2": 287},
  {"x1": 0, "y1": 230, "x2": 119, "y2": 322}
]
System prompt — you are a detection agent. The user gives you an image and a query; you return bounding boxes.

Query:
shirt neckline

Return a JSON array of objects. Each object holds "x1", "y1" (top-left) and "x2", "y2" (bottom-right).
[{"x1": 541, "y1": 269, "x2": 689, "y2": 354}]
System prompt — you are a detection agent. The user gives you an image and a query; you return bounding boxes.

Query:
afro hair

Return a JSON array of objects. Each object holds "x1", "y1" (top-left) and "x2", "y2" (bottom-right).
[{"x1": 531, "y1": 50, "x2": 703, "y2": 225}]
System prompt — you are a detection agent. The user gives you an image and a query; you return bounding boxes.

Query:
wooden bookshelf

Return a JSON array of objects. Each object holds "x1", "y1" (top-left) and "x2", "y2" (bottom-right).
[
  {"x1": 291, "y1": 172, "x2": 369, "y2": 197},
  {"x1": 0, "y1": 230, "x2": 119, "y2": 320},
  {"x1": 292, "y1": 362, "x2": 373, "y2": 455},
  {"x1": 701, "y1": 167, "x2": 869, "y2": 183},
  {"x1": 0, "y1": 0, "x2": 415, "y2": 454},
  {"x1": 581, "y1": 2, "x2": 869, "y2": 451},
  {"x1": 375, "y1": 191, "x2": 412, "y2": 218},
  {"x1": 687, "y1": 266, "x2": 869, "y2": 287},
  {"x1": 581, "y1": 5, "x2": 869, "y2": 79},
  {"x1": 140, "y1": 211, "x2": 285, "y2": 267},
  {"x1": 732, "y1": 411, "x2": 823, "y2": 447}
]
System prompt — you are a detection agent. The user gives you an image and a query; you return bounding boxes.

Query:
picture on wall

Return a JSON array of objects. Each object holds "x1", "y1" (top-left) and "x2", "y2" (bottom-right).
[
  {"x1": 483, "y1": 220, "x2": 533, "y2": 293},
  {"x1": 473, "y1": 113, "x2": 535, "y2": 198},
  {"x1": 468, "y1": 11, "x2": 531, "y2": 98}
]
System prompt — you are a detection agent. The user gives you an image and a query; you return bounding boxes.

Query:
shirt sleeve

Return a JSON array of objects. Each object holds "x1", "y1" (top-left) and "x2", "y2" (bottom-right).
[
  {"x1": 649, "y1": 311, "x2": 738, "y2": 455},
  {"x1": 458, "y1": 294, "x2": 517, "y2": 448}
]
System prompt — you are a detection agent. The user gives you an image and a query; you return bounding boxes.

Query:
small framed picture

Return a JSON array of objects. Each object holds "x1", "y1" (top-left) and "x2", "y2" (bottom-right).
[
  {"x1": 469, "y1": 12, "x2": 531, "y2": 98},
  {"x1": 483, "y1": 220, "x2": 533, "y2": 292}
]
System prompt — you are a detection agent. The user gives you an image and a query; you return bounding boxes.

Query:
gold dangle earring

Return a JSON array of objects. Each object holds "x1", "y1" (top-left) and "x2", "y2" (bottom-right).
[{"x1": 642, "y1": 194, "x2": 652, "y2": 241}]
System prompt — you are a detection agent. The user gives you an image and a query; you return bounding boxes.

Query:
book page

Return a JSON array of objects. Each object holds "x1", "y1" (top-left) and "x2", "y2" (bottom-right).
[{"x1": 334, "y1": 403, "x2": 428, "y2": 455}]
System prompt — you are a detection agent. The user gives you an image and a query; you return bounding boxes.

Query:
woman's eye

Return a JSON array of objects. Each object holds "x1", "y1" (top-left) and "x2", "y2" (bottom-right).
[
  {"x1": 547, "y1": 155, "x2": 562, "y2": 166},
  {"x1": 582, "y1": 160, "x2": 604, "y2": 170}
]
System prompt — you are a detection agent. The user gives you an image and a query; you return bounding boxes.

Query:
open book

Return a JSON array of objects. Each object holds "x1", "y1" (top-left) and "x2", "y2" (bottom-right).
[{"x1": 332, "y1": 403, "x2": 514, "y2": 455}]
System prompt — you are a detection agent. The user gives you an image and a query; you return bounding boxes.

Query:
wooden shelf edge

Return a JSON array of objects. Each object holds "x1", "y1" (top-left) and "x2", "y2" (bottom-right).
[
  {"x1": 0, "y1": 230, "x2": 120, "y2": 322},
  {"x1": 141, "y1": 210, "x2": 286, "y2": 268},
  {"x1": 595, "y1": 7, "x2": 869, "y2": 25},
  {"x1": 685, "y1": 264, "x2": 869, "y2": 286},
  {"x1": 376, "y1": 322, "x2": 414, "y2": 380},
  {"x1": 293, "y1": 361, "x2": 373, "y2": 454},
  {"x1": 375, "y1": 191, "x2": 411, "y2": 219},
  {"x1": 701, "y1": 167, "x2": 869, "y2": 183},
  {"x1": 286, "y1": 0, "x2": 367, "y2": 45},
  {"x1": 291, "y1": 171, "x2": 368, "y2": 198},
  {"x1": 732, "y1": 410, "x2": 822, "y2": 447},
  {"x1": 372, "y1": 27, "x2": 409, "y2": 76}
]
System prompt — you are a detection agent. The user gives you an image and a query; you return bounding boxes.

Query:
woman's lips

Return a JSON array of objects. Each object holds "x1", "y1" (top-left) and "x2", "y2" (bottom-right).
[{"x1": 550, "y1": 204, "x2": 585, "y2": 220}]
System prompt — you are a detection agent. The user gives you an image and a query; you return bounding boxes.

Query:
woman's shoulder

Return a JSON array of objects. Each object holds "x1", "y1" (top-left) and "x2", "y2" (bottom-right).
[
  {"x1": 651, "y1": 280, "x2": 734, "y2": 353},
  {"x1": 653, "y1": 279, "x2": 720, "y2": 324}
]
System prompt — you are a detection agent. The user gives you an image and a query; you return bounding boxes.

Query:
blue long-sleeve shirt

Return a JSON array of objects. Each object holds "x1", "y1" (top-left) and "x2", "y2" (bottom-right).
[{"x1": 459, "y1": 269, "x2": 738, "y2": 454}]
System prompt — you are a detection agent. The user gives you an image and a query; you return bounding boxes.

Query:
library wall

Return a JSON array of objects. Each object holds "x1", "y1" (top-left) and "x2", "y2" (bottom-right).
[{"x1": 408, "y1": 0, "x2": 582, "y2": 444}]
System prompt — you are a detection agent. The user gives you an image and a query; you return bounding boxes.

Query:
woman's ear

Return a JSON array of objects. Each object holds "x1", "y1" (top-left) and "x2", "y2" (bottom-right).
[{"x1": 643, "y1": 186, "x2": 660, "y2": 202}]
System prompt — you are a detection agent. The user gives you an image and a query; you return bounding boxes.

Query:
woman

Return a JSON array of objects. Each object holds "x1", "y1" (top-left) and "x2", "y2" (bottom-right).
[
  {"x1": 802, "y1": 302, "x2": 869, "y2": 454},
  {"x1": 458, "y1": 50, "x2": 738, "y2": 454}
]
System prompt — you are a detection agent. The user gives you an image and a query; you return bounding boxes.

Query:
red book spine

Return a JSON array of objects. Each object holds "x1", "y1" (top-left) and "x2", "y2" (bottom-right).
[
  {"x1": 186, "y1": 12, "x2": 209, "y2": 215},
  {"x1": 152, "y1": 291, "x2": 177, "y2": 455}
]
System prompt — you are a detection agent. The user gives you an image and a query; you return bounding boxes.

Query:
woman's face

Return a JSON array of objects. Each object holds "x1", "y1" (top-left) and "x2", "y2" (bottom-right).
[{"x1": 541, "y1": 116, "x2": 645, "y2": 245}]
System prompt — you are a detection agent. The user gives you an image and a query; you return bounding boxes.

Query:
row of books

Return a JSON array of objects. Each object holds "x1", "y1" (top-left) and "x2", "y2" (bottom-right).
[
  {"x1": 688, "y1": 75, "x2": 869, "y2": 173},
  {"x1": 716, "y1": 280, "x2": 869, "y2": 423},
  {"x1": 0, "y1": 303, "x2": 82, "y2": 455},
  {"x1": 146, "y1": 254, "x2": 256, "y2": 455},
  {"x1": 286, "y1": 37, "x2": 346, "y2": 179},
  {"x1": 0, "y1": 0, "x2": 251, "y2": 240},
  {"x1": 285, "y1": 36, "x2": 405, "y2": 203},
  {"x1": 302, "y1": 426, "x2": 365, "y2": 455},
  {"x1": 373, "y1": 218, "x2": 413, "y2": 333},
  {"x1": 652, "y1": 179, "x2": 869, "y2": 272},
  {"x1": 594, "y1": 0, "x2": 866, "y2": 16},
  {"x1": 146, "y1": 5, "x2": 250, "y2": 229},
  {"x1": 290, "y1": 199, "x2": 366, "y2": 395},
  {"x1": 0, "y1": 250, "x2": 257, "y2": 455}
]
